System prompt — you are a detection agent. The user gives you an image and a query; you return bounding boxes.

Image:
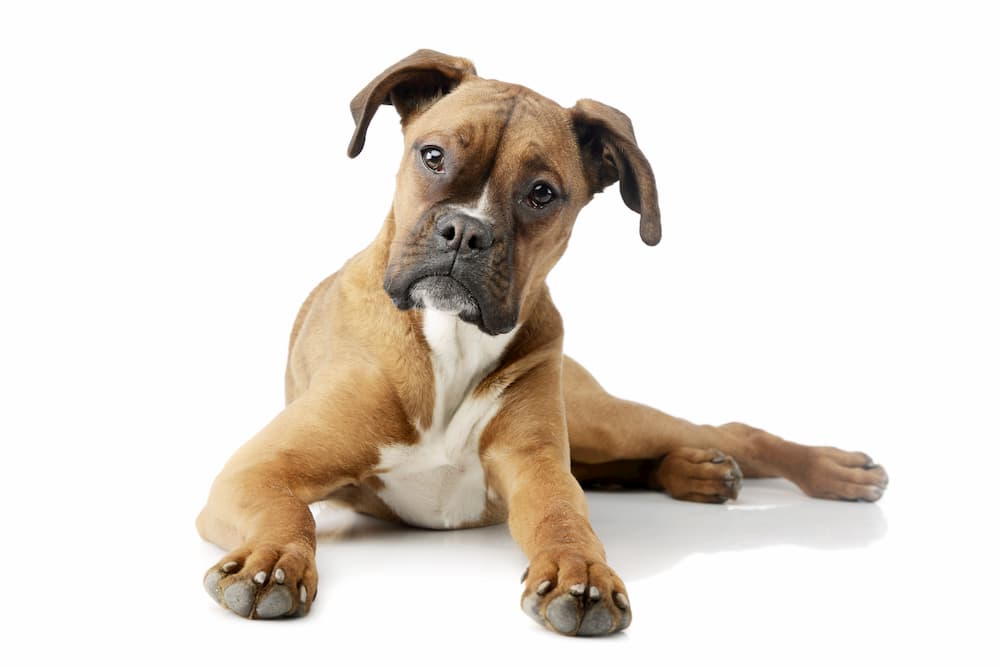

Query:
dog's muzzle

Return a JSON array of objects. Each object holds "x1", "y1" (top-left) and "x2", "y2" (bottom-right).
[{"x1": 384, "y1": 211, "x2": 517, "y2": 335}]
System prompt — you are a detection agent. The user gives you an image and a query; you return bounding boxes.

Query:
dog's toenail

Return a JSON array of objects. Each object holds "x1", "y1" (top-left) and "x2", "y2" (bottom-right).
[
  {"x1": 536, "y1": 580, "x2": 553, "y2": 595},
  {"x1": 253, "y1": 571, "x2": 267, "y2": 585},
  {"x1": 299, "y1": 585, "x2": 307, "y2": 603},
  {"x1": 274, "y1": 568, "x2": 285, "y2": 584},
  {"x1": 712, "y1": 455, "x2": 725, "y2": 464},
  {"x1": 222, "y1": 561, "x2": 239, "y2": 573},
  {"x1": 589, "y1": 586, "x2": 600, "y2": 601},
  {"x1": 520, "y1": 566, "x2": 529, "y2": 583},
  {"x1": 569, "y1": 583, "x2": 586, "y2": 596},
  {"x1": 613, "y1": 592, "x2": 629, "y2": 610}
]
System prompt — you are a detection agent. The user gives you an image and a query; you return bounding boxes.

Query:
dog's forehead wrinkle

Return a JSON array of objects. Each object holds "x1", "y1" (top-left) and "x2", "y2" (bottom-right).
[
  {"x1": 476, "y1": 95, "x2": 520, "y2": 189},
  {"x1": 418, "y1": 85, "x2": 575, "y2": 203}
]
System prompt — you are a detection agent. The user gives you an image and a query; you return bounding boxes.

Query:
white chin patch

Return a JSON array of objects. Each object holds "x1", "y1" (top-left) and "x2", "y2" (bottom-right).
[{"x1": 410, "y1": 276, "x2": 479, "y2": 317}]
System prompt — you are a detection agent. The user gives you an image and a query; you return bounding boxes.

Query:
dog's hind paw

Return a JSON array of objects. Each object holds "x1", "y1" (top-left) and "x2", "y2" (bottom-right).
[
  {"x1": 202, "y1": 542, "x2": 316, "y2": 619},
  {"x1": 797, "y1": 447, "x2": 889, "y2": 502},
  {"x1": 520, "y1": 550, "x2": 630, "y2": 636},
  {"x1": 653, "y1": 447, "x2": 743, "y2": 503}
]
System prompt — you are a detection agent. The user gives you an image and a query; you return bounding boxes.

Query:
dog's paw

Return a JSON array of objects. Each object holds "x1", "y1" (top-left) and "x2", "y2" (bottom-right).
[
  {"x1": 519, "y1": 550, "x2": 630, "y2": 636},
  {"x1": 202, "y1": 542, "x2": 317, "y2": 619},
  {"x1": 653, "y1": 447, "x2": 742, "y2": 503},
  {"x1": 797, "y1": 447, "x2": 889, "y2": 502}
]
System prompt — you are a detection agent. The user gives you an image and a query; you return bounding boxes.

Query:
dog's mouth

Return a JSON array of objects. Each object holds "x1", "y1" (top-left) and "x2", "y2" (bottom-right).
[
  {"x1": 384, "y1": 271, "x2": 517, "y2": 336},
  {"x1": 408, "y1": 275, "x2": 481, "y2": 319}
]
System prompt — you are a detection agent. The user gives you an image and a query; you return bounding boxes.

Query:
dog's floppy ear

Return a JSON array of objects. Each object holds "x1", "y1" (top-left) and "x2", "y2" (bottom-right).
[
  {"x1": 570, "y1": 99, "x2": 661, "y2": 246},
  {"x1": 347, "y1": 49, "x2": 477, "y2": 158}
]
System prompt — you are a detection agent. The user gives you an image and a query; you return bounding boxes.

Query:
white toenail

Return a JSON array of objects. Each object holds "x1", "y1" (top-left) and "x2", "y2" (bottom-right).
[
  {"x1": 614, "y1": 592, "x2": 629, "y2": 610},
  {"x1": 254, "y1": 571, "x2": 267, "y2": 585},
  {"x1": 589, "y1": 586, "x2": 600, "y2": 601},
  {"x1": 299, "y1": 585, "x2": 307, "y2": 603},
  {"x1": 569, "y1": 583, "x2": 586, "y2": 596},
  {"x1": 222, "y1": 561, "x2": 238, "y2": 573},
  {"x1": 536, "y1": 580, "x2": 553, "y2": 595},
  {"x1": 274, "y1": 568, "x2": 285, "y2": 584}
]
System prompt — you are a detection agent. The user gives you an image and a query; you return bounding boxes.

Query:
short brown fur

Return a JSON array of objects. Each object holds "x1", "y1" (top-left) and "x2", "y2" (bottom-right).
[{"x1": 197, "y1": 50, "x2": 888, "y2": 633}]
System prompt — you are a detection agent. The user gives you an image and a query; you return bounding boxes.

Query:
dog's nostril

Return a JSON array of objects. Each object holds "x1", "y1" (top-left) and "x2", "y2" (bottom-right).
[{"x1": 437, "y1": 215, "x2": 492, "y2": 251}]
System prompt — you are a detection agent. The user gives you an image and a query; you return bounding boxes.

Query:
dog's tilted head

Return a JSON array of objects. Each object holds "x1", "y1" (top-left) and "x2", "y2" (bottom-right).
[{"x1": 348, "y1": 50, "x2": 660, "y2": 335}]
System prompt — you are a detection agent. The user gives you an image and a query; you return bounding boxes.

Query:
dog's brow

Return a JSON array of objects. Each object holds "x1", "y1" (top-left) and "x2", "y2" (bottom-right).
[
  {"x1": 518, "y1": 154, "x2": 562, "y2": 187},
  {"x1": 410, "y1": 133, "x2": 459, "y2": 151}
]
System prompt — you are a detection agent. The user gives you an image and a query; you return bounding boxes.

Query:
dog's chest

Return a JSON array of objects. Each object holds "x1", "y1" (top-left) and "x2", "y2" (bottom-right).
[{"x1": 375, "y1": 310, "x2": 515, "y2": 529}]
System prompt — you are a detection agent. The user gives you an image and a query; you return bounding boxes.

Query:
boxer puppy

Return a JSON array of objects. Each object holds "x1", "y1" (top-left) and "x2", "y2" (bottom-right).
[{"x1": 198, "y1": 50, "x2": 888, "y2": 635}]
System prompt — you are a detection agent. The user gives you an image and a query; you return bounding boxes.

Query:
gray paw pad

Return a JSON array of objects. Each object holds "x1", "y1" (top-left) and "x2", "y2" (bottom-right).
[
  {"x1": 256, "y1": 586, "x2": 293, "y2": 619},
  {"x1": 223, "y1": 580, "x2": 256, "y2": 617},
  {"x1": 521, "y1": 593, "x2": 544, "y2": 626},
  {"x1": 617, "y1": 606, "x2": 632, "y2": 631},
  {"x1": 203, "y1": 571, "x2": 223, "y2": 603},
  {"x1": 579, "y1": 605, "x2": 614, "y2": 636},
  {"x1": 546, "y1": 594, "x2": 580, "y2": 635}
]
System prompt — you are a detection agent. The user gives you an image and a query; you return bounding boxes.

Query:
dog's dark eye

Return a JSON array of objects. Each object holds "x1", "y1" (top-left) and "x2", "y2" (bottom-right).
[
  {"x1": 421, "y1": 146, "x2": 445, "y2": 173},
  {"x1": 527, "y1": 182, "x2": 556, "y2": 209}
]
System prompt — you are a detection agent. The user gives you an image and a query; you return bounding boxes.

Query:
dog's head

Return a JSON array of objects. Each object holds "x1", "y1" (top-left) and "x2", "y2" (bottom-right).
[{"x1": 349, "y1": 50, "x2": 660, "y2": 335}]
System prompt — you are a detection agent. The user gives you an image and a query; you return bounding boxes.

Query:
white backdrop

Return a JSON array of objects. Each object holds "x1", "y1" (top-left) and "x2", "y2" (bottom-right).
[{"x1": 2, "y1": 1, "x2": 997, "y2": 665}]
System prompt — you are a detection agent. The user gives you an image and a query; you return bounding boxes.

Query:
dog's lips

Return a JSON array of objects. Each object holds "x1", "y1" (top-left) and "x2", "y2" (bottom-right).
[
  {"x1": 407, "y1": 275, "x2": 481, "y2": 316},
  {"x1": 384, "y1": 265, "x2": 518, "y2": 336}
]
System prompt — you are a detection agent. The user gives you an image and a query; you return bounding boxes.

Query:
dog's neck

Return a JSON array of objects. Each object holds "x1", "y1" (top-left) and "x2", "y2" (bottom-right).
[{"x1": 420, "y1": 308, "x2": 517, "y2": 429}]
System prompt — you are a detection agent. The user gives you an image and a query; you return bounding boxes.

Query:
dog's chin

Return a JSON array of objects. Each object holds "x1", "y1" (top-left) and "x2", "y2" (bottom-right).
[
  {"x1": 387, "y1": 275, "x2": 518, "y2": 336},
  {"x1": 408, "y1": 275, "x2": 482, "y2": 320}
]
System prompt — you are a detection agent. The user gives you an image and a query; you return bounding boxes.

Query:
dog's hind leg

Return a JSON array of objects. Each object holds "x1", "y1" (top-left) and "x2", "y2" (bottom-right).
[{"x1": 563, "y1": 356, "x2": 888, "y2": 503}]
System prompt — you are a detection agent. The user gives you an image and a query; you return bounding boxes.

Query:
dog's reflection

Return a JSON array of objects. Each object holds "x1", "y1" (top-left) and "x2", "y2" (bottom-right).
[{"x1": 313, "y1": 478, "x2": 887, "y2": 581}]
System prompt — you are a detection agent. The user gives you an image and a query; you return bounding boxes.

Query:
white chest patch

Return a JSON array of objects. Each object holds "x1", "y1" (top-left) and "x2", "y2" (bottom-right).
[{"x1": 375, "y1": 309, "x2": 517, "y2": 529}]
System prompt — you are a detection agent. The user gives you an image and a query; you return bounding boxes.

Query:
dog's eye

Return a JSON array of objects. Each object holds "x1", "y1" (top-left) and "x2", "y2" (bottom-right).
[
  {"x1": 527, "y1": 182, "x2": 556, "y2": 209},
  {"x1": 421, "y1": 146, "x2": 445, "y2": 173}
]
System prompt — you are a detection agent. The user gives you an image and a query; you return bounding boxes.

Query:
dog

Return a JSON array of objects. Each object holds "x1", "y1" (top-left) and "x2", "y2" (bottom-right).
[{"x1": 197, "y1": 49, "x2": 889, "y2": 635}]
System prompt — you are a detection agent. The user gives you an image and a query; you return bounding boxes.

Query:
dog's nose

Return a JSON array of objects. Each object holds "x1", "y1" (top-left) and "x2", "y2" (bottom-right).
[{"x1": 435, "y1": 214, "x2": 495, "y2": 253}]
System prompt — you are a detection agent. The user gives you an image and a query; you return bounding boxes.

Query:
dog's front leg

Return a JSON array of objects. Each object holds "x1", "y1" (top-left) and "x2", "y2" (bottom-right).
[
  {"x1": 482, "y1": 360, "x2": 631, "y2": 636},
  {"x1": 197, "y1": 379, "x2": 405, "y2": 619}
]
